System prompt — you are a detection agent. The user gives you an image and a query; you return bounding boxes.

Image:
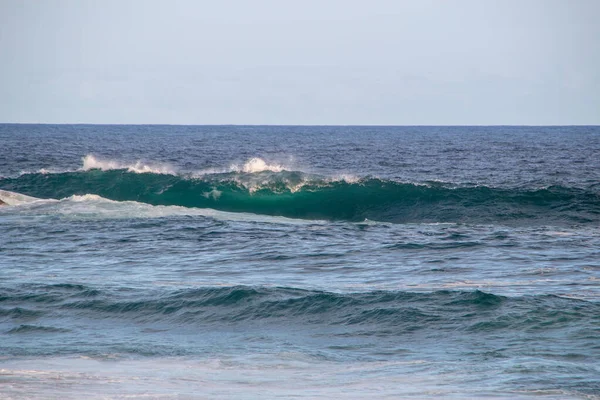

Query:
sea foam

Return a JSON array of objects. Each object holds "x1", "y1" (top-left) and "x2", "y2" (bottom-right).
[
  {"x1": 0, "y1": 189, "x2": 42, "y2": 206},
  {"x1": 0, "y1": 189, "x2": 315, "y2": 224}
]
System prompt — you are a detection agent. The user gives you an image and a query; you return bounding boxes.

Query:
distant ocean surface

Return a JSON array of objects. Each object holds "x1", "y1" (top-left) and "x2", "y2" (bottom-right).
[{"x1": 1, "y1": 124, "x2": 599, "y2": 399}]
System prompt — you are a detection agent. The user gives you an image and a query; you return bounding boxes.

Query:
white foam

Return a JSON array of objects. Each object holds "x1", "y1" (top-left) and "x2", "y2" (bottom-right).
[
  {"x1": 67, "y1": 194, "x2": 106, "y2": 202},
  {"x1": 230, "y1": 157, "x2": 286, "y2": 173},
  {"x1": 202, "y1": 189, "x2": 222, "y2": 200},
  {"x1": 191, "y1": 167, "x2": 230, "y2": 176},
  {"x1": 328, "y1": 174, "x2": 361, "y2": 184},
  {"x1": 0, "y1": 356, "x2": 512, "y2": 399},
  {"x1": 37, "y1": 167, "x2": 72, "y2": 175},
  {"x1": 226, "y1": 170, "x2": 361, "y2": 195},
  {"x1": 227, "y1": 175, "x2": 308, "y2": 194},
  {"x1": 1, "y1": 189, "x2": 319, "y2": 225},
  {"x1": 0, "y1": 189, "x2": 42, "y2": 206},
  {"x1": 81, "y1": 155, "x2": 175, "y2": 175}
]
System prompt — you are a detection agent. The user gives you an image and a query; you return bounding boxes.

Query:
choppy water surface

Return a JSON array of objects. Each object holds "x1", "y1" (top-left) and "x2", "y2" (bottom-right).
[{"x1": 1, "y1": 125, "x2": 599, "y2": 399}]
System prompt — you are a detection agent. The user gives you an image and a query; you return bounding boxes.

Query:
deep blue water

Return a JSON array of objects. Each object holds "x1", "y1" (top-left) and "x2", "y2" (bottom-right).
[{"x1": 1, "y1": 124, "x2": 599, "y2": 399}]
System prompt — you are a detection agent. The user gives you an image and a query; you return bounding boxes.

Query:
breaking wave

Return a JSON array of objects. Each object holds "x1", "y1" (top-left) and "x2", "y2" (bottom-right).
[{"x1": 1, "y1": 167, "x2": 599, "y2": 225}]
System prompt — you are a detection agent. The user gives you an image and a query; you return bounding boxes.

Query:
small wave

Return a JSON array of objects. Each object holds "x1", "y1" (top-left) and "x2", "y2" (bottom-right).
[
  {"x1": 6, "y1": 325, "x2": 71, "y2": 334},
  {"x1": 0, "y1": 307, "x2": 45, "y2": 320},
  {"x1": 2, "y1": 285, "x2": 598, "y2": 334}
]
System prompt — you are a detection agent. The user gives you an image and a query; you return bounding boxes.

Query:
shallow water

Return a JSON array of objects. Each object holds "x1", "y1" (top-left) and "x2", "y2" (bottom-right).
[{"x1": 1, "y1": 124, "x2": 599, "y2": 398}]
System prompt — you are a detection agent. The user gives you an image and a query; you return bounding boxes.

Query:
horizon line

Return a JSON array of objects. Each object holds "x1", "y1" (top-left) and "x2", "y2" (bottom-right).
[{"x1": 1, "y1": 122, "x2": 599, "y2": 127}]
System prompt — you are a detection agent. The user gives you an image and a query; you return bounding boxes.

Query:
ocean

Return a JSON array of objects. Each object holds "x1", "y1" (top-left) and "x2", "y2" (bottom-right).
[{"x1": 0, "y1": 124, "x2": 599, "y2": 399}]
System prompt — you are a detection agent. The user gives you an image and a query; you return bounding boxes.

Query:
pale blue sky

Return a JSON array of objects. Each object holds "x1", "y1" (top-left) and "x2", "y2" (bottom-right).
[{"x1": 1, "y1": 0, "x2": 598, "y2": 124}]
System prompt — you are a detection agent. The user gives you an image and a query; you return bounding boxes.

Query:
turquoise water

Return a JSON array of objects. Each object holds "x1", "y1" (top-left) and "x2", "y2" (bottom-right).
[{"x1": 1, "y1": 125, "x2": 599, "y2": 398}]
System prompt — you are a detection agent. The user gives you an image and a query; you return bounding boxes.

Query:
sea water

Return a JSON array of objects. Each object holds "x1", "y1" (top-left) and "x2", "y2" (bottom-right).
[{"x1": 0, "y1": 125, "x2": 599, "y2": 399}]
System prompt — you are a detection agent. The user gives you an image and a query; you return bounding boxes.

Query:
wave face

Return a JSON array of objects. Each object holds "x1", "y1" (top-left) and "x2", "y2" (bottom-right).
[{"x1": 1, "y1": 170, "x2": 599, "y2": 224}]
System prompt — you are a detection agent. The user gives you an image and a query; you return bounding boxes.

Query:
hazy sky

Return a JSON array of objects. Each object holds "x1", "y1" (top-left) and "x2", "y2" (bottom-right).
[{"x1": 1, "y1": 0, "x2": 598, "y2": 124}]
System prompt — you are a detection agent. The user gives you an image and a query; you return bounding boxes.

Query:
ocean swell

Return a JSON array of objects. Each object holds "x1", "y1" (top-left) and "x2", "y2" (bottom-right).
[
  {"x1": 1, "y1": 169, "x2": 599, "y2": 225},
  {"x1": 1, "y1": 284, "x2": 598, "y2": 335}
]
